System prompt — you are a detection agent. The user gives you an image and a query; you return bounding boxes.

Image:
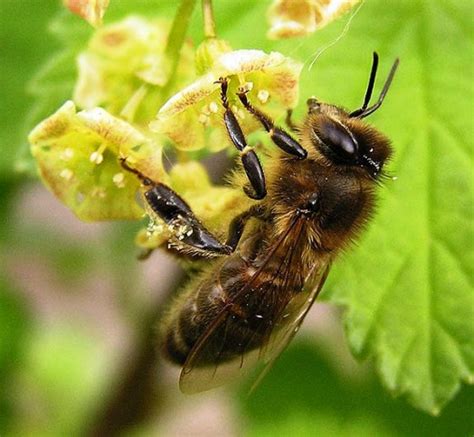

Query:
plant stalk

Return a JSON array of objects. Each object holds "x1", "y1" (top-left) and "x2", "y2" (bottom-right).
[
  {"x1": 162, "y1": 0, "x2": 197, "y2": 100},
  {"x1": 202, "y1": 0, "x2": 216, "y2": 39}
]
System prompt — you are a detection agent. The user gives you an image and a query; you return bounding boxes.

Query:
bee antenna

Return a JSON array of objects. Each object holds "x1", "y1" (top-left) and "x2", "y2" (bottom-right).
[
  {"x1": 350, "y1": 52, "x2": 379, "y2": 118},
  {"x1": 351, "y1": 55, "x2": 400, "y2": 119}
]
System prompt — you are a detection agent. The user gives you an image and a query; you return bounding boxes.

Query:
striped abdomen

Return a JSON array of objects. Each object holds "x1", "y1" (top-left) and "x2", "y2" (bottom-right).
[{"x1": 161, "y1": 250, "x2": 296, "y2": 366}]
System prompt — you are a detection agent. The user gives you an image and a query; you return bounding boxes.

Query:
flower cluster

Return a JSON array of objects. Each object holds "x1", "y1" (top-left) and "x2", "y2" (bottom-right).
[{"x1": 28, "y1": 7, "x2": 307, "y2": 250}]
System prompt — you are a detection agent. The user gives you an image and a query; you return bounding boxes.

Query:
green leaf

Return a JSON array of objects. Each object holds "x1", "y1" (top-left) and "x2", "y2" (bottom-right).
[
  {"x1": 0, "y1": 0, "x2": 62, "y2": 175},
  {"x1": 242, "y1": 342, "x2": 474, "y2": 436},
  {"x1": 18, "y1": 0, "x2": 473, "y2": 417},
  {"x1": 314, "y1": 0, "x2": 474, "y2": 414},
  {"x1": 206, "y1": 0, "x2": 473, "y2": 415},
  {"x1": 0, "y1": 279, "x2": 32, "y2": 432}
]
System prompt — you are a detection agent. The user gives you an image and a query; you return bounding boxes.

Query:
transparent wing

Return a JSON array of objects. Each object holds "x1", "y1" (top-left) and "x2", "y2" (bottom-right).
[
  {"x1": 179, "y1": 214, "x2": 331, "y2": 394},
  {"x1": 249, "y1": 262, "x2": 331, "y2": 393}
]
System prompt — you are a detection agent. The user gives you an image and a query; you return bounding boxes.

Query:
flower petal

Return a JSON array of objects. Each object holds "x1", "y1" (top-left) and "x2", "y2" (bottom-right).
[
  {"x1": 29, "y1": 101, "x2": 165, "y2": 221},
  {"x1": 64, "y1": 0, "x2": 110, "y2": 27},
  {"x1": 151, "y1": 49, "x2": 302, "y2": 151},
  {"x1": 267, "y1": 0, "x2": 361, "y2": 39},
  {"x1": 74, "y1": 17, "x2": 195, "y2": 126}
]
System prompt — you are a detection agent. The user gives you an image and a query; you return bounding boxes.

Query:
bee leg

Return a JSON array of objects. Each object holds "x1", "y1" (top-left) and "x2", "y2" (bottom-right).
[
  {"x1": 285, "y1": 109, "x2": 300, "y2": 133},
  {"x1": 120, "y1": 158, "x2": 231, "y2": 256},
  {"x1": 225, "y1": 204, "x2": 267, "y2": 250},
  {"x1": 237, "y1": 89, "x2": 307, "y2": 159},
  {"x1": 216, "y1": 77, "x2": 267, "y2": 200}
]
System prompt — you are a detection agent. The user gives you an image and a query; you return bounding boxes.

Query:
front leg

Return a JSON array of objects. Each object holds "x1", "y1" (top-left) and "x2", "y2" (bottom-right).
[
  {"x1": 121, "y1": 158, "x2": 230, "y2": 257},
  {"x1": 237, "y1": 90, "x2": 307, "y2": 159},
  {"x1": 121, "y1": 159, "x2": 266, "y2": 259},
  {"x1": 217, "y1": 78, "x2": 267, "y2": 200},
  {"x1": 144, "y1": 183, "x2": 232, "y2": 255}
]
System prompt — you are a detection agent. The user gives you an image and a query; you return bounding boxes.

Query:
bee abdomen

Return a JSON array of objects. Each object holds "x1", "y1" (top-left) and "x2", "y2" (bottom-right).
[{"x1": 162, "y1": 256, "x2": 269, "y2": 366}]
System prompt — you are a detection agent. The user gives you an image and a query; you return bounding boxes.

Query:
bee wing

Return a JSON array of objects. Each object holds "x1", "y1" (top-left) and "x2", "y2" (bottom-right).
[
  {"x1": 179, "y1": 215, "x2": 329, "y2": 394},
  {"x1": 248, "y1": 262, "x2": 331, "y2": 392}
]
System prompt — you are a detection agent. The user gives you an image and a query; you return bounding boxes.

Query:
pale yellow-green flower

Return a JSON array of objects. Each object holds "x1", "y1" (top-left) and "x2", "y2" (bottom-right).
[
  {"x1": 195, "y1": 38, "x2": 233, "y2": 75},
  {"x1": 28, "y1": 17, "x2": 304, "y2": 253},
  {"x1": 29, "y1": 101, "x2": 165, "y2": 221},
  {"x1": 151, "y1": 49, "x2": 302, "y2": 152},
  {"x1": 64, "y1": 0, "x2": 110, "y2": 27},
  {"x1": 267, "y1": 0, "x2": 361, "y2": 39},
  {"x1": 74, "y1": 16, "x2": 195, "y2": 124}
]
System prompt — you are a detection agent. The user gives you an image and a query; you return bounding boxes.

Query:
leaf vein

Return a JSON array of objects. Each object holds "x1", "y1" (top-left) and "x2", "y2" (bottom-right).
[
  {"x1": 395, "y1": 332, "x2": 419, "y2": 387},
  {"x1": 364, "y1": 252, "x2": 413, "y2": 348},
  {"x1": 432, "y1": 237, "x2": 474, "y2": 289},
  {"x1": 431, "y1": 117, "x2": 473, "y2": 163},
  {"x1": 434, "y1": 319, "x2": 474, "y2": 374}
]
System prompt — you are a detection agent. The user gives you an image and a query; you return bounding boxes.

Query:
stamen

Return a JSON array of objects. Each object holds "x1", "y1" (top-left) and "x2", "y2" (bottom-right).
[
  {"x1": 209, "y1": 101, "x2": 219, "y2": 113},
  {"x1": 90, "y1": 144, "x2": 107, "y2": 165},
  {"x1": 60, "y1": 168, "x2": 74, "y2": 180},
  {"x1": 61, "y1": 148, "x2": 74, "y2": 161},
  {"x1": 112, "y1": 172, "x2": 126, "y2": 188},
  {"x1": 257, "y1": 89, "x2": 270, "y2": 104},
  {"x1": 91, "y1": 186, "x2": 106, "y2": 198},
  {"x1": 198, "y1": 113, "x2": 209, "y2": 125}
]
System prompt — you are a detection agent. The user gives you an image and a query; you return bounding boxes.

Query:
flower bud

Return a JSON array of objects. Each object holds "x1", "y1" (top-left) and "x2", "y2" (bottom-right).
[
  {"x1": 195, "y1": 38, "x2": 232, "y2": 75},
  {"x1": 63, "y1": 0, "x2": 110, "y2": 27}
]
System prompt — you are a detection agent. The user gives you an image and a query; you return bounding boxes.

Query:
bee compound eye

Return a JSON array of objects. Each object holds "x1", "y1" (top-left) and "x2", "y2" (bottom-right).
[{"x1": 318, "y1": 119, "x2": 358, "y2": 162}]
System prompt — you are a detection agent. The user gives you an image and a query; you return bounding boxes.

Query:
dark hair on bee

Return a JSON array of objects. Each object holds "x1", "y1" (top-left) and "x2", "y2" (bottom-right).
[
  {"x1": 307, "y1": 53, "x2": 399, "y2": 179},
  {"x1": 121, "y1": 52, "x2": 400, "y2": 394}
]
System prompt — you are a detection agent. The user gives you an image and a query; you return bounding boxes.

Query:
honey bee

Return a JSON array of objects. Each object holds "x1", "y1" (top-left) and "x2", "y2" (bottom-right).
[{"x1": 121, "y1": 52, "x2": 399, "y2": 393}]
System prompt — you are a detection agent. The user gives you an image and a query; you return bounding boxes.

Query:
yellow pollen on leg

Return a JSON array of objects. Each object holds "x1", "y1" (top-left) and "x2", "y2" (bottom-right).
[{"x1": 241, "y1": 145, "x2": 253, "y2": 155}]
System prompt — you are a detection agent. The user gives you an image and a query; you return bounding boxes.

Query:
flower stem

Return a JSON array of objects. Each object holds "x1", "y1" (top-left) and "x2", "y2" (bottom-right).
[
  {"x1": 202, "y1": 0, "x2": 216, "y2": 39},
  {"x1": 162, "y1": 0, "x2": 197, "y2": 100}
]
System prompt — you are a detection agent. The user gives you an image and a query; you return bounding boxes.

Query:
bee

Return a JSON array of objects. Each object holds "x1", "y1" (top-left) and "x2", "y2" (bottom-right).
[{"x1": 121, "y1": 52, "x2": 399, "y2": 393}]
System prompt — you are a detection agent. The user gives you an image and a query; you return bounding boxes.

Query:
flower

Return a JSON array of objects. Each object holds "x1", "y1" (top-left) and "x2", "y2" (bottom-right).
[
  {"x1": 29, "y1": 101, "x2": 165, "y2": 221},
  {"x1": 150, "y1": 49, "x2": 302, "y2": 152},
  {"x1": 267, "y1": 0, "x2": 361, "y2": 39},
  {"x1": 74, "y1": 16, "x2": 195, "y2": 125},
  {"x1": 64, "y1": 0, "x2": 110, "y2": 27}
]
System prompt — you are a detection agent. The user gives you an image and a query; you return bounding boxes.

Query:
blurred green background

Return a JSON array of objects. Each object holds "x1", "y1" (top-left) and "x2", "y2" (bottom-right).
[{"x1": 1, "y1": 0, "x2": 473, "y2": 435}]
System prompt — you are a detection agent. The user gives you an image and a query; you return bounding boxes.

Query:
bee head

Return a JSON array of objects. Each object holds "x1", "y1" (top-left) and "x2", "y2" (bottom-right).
[
  {"x1": 307, "y1": 107, "x2": 392, "y2": 178},
  {"x1": 305, "y1": 53, "x2": 398, "y2": 179}
]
